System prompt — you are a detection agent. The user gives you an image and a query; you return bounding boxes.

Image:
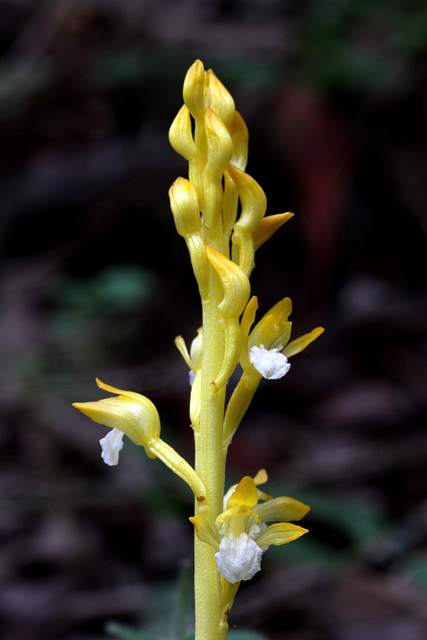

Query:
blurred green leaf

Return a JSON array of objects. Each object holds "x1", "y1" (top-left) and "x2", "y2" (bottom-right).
[
  {"x1": 55, "y1": 264, "x2": 156, "y2": 314},
  {"x1": 398, "y1": 552, "x2": 427, "y2": 593}
]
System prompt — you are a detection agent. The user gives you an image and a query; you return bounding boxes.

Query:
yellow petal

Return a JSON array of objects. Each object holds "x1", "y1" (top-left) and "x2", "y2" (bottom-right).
[
  {"x1": 174, "y1": 335, "x2": 194, "y2": 371},
  {"x1": 228, "y1": 111, "x2": 248, "y2": 171},
  {"x1": 249, "y1": 298, "x2": 293, "y2": 351},
  {"x1": 206, "y1": 69, "x2": 235, "y2": 127},
  {"x1": 227, "y1": 164, "x2": 267, "y2": 234},
  {"x1": 169, "y1": 177, "x2": 201, "y2": 237},
  {"x1": 95, "y1": 378, "x2": 150, "y2": 403},
  {"x1": 255, "y1": 522, "x2": 308, "y2": 548},
  {"x1": 239, "y1": 296, "x2": 258, "y2": 371},
  {"x1": 206, "y1": 246, "x2": 250, "y2": 317},
  {"x1": 255, "y1": 496, "x2": 310, "y2": 523},
  {"x1": 253, "y1": 468, "x2": 268, "y2": 485},
  {"x1": 227, "y1": 476, "x2": 259, "y2": 509},
  {"x1": 282, "y1": 326, "x2": 324, "y2": 358},
  {"x1": 168, "y1": 105, "x2": 196, "y2": 161},
  {"x1": 183, "y1": 59, "x2": 206, "y2": 118},
  {"x1": 189, "y1": 515, "x2": 219, "y2": 550},
  {"x1": 253, "y1": 212, "x2": 294, "y2": 251},
  {"x1": 204, "y1": 107, "x2": 233, "y2": 176}
]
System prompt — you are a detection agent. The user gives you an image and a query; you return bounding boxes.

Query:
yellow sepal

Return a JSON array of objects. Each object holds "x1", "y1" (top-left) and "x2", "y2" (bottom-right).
[
  {"x1": 255, "y1": 496, "x2": 310, "y2": 523},
  {"x1": 183, "y1": 59, "x2": 206, "y2": 119},
  {"x1": 253, "y1": 212, "x2": 294, "y2": 251},
  {"x1": 168, "y1": 105, "x2": 196, "y2": 161},
  {"x1": 228, "y1": 111, "x2": 248, "y2": 171},
  {"x1": 248, "y1": 297, "x2": 293, "y2": 351},
  {"x1": 169, "y1": 177, "x2": 201, "y2": 237},
  {"x1": 204, "y1": 107, "x2": 233, "y2": 176},
  {"x1": 206, "y1": 69, "x2": 235, "y2": 127},
  {"x1": 255, "y1": 522, "x2": 308, "y2": 548},
  {"x1": 226, "y1": 476, "x2": 259, "y2": 509},
  {"x1": 282, "y1": 326, "x2": 325, "y2": 357},
  {"x1": 189, "y1": 515, "x2": 219, "y2": 550},
  {"x1": 206, "y1": 246, "x2": 250, "y2": 318}
]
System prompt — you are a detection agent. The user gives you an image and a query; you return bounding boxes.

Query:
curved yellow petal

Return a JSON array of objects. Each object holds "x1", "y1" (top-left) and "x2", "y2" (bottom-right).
[
  {"x1": 168, "y1": 105, "x2": 196, "y2": 161},
  {"x1": 95, "y1": 378, "x2": 150, "y2": 404},
  {"x1": 227, "y1": 476, "x2": 259, "y2": 509},
  {"x1": 183, "y1": 59, "x2": 206, "y2": 119},
  {"x1": 253, "y1": 469, "x2": 268, "y2": 485},
  {"x1": 282, "y1": 326, "x2": 324, "y2": 358},
  {"x1": 190, "y1": 515, "x2": 219, "y2": 550},
  {"x1": 248, "y1": 298, "x2": 293, "y2": 351},
  {"x1": 228, "y1": 111, "x2": 248, "y2": 171},
  {"x1": 169, "y1": 177, "x2": 201, "y2": 237},
  {"x1": 206, "y1": 246, "x2": 250, "y2": 318},
  {"x1": 253, "y1": 212, "x2": 294, "y2": 251},
  {"x1": 255, "y1": 496, "x2": 310, "y2": 523},
  {"x1": 255, "y1": 522, "x2": 308, "y2": 548},
  {"x1": 174, "y1": 335, "x2": 194, "y2": 371},
  {"x1": 206, "y1": 69, "x2": 235, "y2": 127}
]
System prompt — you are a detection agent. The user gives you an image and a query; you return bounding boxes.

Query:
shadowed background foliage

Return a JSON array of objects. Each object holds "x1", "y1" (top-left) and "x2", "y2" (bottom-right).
[{"x1": 1, "y1": 1, "x2": 427, "y2": 639}]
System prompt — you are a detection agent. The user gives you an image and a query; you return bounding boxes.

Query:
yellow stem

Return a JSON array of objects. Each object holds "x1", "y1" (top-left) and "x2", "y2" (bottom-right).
[{"x1": 194, "y1": 288, "x2": 227, "y2": 640}]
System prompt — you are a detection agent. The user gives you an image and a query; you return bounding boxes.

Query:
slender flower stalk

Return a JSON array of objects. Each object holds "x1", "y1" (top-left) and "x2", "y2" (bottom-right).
[{"x1": 73, "y1": 60, "x2": 324, "y2": 640}]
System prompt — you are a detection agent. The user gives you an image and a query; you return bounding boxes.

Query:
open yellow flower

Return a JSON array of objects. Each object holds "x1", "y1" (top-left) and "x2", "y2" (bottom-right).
[
  {"x1": 190, "y1": 472, "x2": 309, "y2": 584},
  {"x1": 73, "y1": 378, "x2": 161, "y2": 465},
  {"x1": 242, "y1": 296, "x2": 324, "y2": 380},
  {"x1": 73, "y1": 378, "x2": 206, "y2": 500}
]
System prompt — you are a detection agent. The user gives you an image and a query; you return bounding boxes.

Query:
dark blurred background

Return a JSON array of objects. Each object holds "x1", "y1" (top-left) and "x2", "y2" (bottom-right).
[{"x1": 1, "y1": 1, "x2": 427, "y2": 639}]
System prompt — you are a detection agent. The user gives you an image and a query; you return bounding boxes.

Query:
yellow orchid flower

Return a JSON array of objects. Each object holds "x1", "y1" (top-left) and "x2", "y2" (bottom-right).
[
  {"x1": 73, "y1": 378, "x2": 161, "y2": 464},
  {"x1": 190, "y1": 472, "x2": 309, "y2": 584},
  {"x1": 241, "y1": 296, "x2": 324, "y2": 380},
  {"x1": 73, "y1": 379, "x2": 206, "y2": 500}
]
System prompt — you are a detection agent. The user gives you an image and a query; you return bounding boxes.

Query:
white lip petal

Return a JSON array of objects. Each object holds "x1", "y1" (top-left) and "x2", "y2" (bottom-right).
[
  {"x1": 214, "y1": 532, "x2": 263, "y2": 583},
  {"x1": 249, "y1": 345, "x2": 291, "y2": 380},
  {"x1": 100, "y1": 428, "x2": 124, "y2": 465}
]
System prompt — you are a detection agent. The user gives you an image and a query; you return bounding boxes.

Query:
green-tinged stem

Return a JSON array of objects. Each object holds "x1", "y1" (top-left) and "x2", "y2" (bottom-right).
[{"x1": 194, "y1": 290, "x2": 227, "y2": 640}]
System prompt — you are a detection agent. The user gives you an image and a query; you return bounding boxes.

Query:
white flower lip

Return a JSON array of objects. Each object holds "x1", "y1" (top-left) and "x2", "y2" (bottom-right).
[
  {"x1": 249, "y1": 344, "x2": 291, "y2": 380},
  {"x1": 214, "y1": 532, "x2": 263, "y2": 583},
  {"x1": 100, "y1": 428, "x2": 124, "y2": 465}
]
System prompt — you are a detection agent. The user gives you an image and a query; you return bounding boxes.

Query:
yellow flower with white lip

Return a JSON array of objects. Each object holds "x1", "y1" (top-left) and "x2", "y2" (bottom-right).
[
  {"x1": 73, "y1": 378, "x2": 161, "y2": 464},
  {"x1": 73, "y1": 379, "x2": 206, "y2": 500},
  {"x1": 241, "y1": 296, "x2": 324, "y2": 381},
  {"x1": 190, "y1": 472, "x2": 309, "y2": 584}
]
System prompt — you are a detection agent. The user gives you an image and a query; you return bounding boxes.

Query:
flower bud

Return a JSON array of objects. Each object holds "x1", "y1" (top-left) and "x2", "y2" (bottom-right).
[
  {"x1": 183, "y1": 59, "x2": 206, "y2": 119},
  {"x1": 169, "y1": 105, "x2": 196, "y2": 161},
  {"x1": 169, "y1": 177, "x2": 201, "y2": 237},
  {"x1": 204, "y1": 108, "x2": 233, "y2": 177},
  {"x1": 206, "y1": 246, "x2": 250, "y2": 318},
  {"x1": 206, "y1": 69, "x2": 235, "y2": 127},
  {"x1": 228, "y1": 111, "x2": 248, "y2": 171}
]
